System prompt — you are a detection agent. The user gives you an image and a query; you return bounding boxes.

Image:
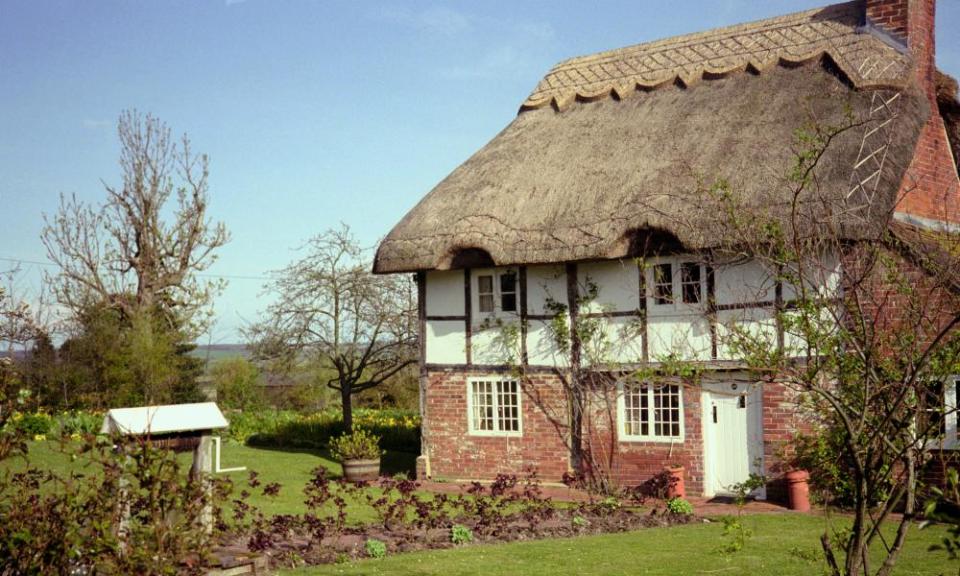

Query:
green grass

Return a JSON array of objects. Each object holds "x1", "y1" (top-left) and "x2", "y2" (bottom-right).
[
  {"x1": 1, "y1": 440, "x2": 416, "y2": 521},
  {"x1": 281, "y1": 515, "x2": 956, "y2": 576},
  {"x1": 6, "y1": 443, "x2": 957, "y2": 575}
]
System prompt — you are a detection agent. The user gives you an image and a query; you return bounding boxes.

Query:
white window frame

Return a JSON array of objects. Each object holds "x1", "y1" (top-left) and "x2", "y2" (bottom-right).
[
  {"x1": 616, "y1": 381, "x2": 685, "y2": 443},
  {"x1": 926, "y1": 376, "x2": 959, "y2": 450},
  {"x1": 645, "y1": 257, "x2": 706, "y2": 313},
  {"x1": 473, "y1": 268, "x2": 519, "y2": 320},
  {"x1": 466, "y1": 377, "x2": 523, "y2": 437}
]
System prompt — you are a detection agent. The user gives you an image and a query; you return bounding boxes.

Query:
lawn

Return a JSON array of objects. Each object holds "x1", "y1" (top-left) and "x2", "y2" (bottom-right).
[
  {"x1": 281, "y1": 514, "x2": 956, "y2": 576},
  {"x1": 1, "y1": 440, "x2": 417, "y2": 520},
  {"x1": 5, "y1": 442, "x2": 957, "y2": 575}
]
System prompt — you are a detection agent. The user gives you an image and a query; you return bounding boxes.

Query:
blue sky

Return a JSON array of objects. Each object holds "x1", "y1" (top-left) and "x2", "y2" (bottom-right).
[{"x1": 2, "y1": 0, "x2": 959, "y2": 344}]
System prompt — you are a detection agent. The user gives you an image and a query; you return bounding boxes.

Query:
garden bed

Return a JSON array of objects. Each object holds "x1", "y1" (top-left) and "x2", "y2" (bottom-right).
[{"x1": 218, "y1": 471, "x2": 696, "y2": 570}]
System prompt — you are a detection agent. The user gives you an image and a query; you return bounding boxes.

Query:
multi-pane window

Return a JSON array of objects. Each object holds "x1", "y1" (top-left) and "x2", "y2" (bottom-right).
[
  {"x1": 918, "y1": 377, "x2": 960, "y2": 450},
  {"x1": 469, "y1": 378, "x2": 521, "y2": 435},
  {"x1": 620, "y1": 382, "x2": 683, "y2": 441},
  {"x1": 478, "y1": 275, "x2": 495, "y2": 313},
  {"x1": 649, "y1": 259, "x2": 704, "y2": 309},
  {"x1": 476, "y1": 270, "x2": 518, "y2": 315},
  {"x1": 920, "y1": 380, "x2": 947, "y2": 437},
  {"x1": 681, "y1": 262, "x2": 702, "y2": 304},
  {"x1": 653, "y1": 264, "x2": 673, "y2": 305},
  {"x1": 500, "y1": 272, "x2": 517, "y2": 312}
]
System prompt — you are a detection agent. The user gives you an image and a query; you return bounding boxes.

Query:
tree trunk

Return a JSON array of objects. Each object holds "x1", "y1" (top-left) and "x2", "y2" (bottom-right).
[
  {"x1": 569, "y1": 374, "x2": 584, "y2": 473},
  {"x1": 341, "y1": 385, "x2": 354, "y2": 432}
]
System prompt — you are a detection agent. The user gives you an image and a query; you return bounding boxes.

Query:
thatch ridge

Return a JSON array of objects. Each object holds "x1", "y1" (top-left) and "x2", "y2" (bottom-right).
[{"x1": 521, "y1": 1, "x2": 911, "y2": 111}]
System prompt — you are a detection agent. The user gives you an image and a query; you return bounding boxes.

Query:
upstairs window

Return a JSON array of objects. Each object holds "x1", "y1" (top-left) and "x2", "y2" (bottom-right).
[
  {"x1": 648, "y1": 259, "x2": 705, "y2": 311},
  {"x1": 475, "y1": 270, "x2": 518, "y2": 316},
  {"x1": 478, "y1": 275, "x2": 495, "y2": 313},
  {"x1": 681, "y1": 262, "x2": 702, "y2": 304},
  {"x1": 653, "y1": 264, "x2": 673, "y2": 305}
]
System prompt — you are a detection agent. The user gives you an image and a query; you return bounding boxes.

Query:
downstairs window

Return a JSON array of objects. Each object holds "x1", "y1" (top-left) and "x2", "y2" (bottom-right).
[
  {"x1": 619, "y1": 382, "x2": 684, "y2": 441},
  {"x1": 468, "y1": 378, "x2": 521, "y2": 436}
]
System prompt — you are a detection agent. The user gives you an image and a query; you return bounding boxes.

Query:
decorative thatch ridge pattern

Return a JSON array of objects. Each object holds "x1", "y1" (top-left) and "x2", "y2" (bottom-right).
[{"x1": 522, "y1": 2, "x2": 910, "y2": 111}]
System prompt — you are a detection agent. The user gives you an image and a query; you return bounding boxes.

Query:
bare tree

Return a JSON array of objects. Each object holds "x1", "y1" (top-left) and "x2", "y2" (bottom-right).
[
  {"x1": 0, "y1": 269, "x2": 39, "y2": 354},
  {"x1": 248, "y1": 225, "x2": 417, "y2": 431},
  {"x1": 41, "y1": 111, "x2": 229, "y2": 334}
]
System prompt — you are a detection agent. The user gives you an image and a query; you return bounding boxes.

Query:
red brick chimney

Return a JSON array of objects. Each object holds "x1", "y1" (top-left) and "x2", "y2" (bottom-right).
[
  {"x1": 864, "y1": 0, "x2": 937, "y2": 104},
  {"x1": 865, "y1": 1, "x2": 960, "y2": 226}
]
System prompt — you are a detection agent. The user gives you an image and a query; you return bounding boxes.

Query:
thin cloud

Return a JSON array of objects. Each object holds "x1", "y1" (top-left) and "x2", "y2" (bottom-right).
[
  {"x1": 375, "y1": 5, "x2": 471, "y2": 37},
  {"x1": 81, "y1": 119, "x2": 111, "y2": 130}
]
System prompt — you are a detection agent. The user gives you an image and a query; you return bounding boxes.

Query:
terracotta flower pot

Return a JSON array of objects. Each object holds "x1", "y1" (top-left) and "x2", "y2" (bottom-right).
[
  {"x1": 342, "y1": 458, "x2": 380, "y2": 482},
  {"x1": 665, "y1": 465, "x2": 686, "y2": 499},
  {"x1": 785, "y1": 469, "x2": 811, "y2": 512}
]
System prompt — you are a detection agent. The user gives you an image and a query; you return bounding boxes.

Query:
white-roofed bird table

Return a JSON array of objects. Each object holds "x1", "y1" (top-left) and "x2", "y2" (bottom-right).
[{"x1": 101, "y1": 402, "x2": 230, "y2": 537}]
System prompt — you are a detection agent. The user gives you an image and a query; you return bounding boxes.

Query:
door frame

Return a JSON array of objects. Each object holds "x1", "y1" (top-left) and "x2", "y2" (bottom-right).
[{"x1": 701, "y1": 378, "x2": 766, "y2": 499}]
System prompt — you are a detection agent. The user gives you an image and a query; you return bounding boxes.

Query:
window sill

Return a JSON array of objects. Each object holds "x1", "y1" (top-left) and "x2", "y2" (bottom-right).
[
  {"x1": 468, "y1": 430, "x2": 523, "y2": 438},
  {"x1": 618, "y1": 435, "x2": 685, "y2": 444}
]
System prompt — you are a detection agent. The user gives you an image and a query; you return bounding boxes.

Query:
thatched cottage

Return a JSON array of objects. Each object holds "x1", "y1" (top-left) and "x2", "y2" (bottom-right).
[{"x1": 374, "y1": 0, "x2": 960, "y2": 498}]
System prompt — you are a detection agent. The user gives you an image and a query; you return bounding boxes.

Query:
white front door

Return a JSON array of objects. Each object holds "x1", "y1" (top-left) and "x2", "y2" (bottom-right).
[{"x1": 703, "y1": 381, "x2": 765, "y2": 498}]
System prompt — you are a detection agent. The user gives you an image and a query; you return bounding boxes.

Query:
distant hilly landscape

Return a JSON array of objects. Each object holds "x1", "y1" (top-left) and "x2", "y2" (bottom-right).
[
  {"x1": 190, "y1": 344, "x2": 250, "y2": 363},
  {"x1": 2, "y1": 343, "x2": 250, "y2": 364}
]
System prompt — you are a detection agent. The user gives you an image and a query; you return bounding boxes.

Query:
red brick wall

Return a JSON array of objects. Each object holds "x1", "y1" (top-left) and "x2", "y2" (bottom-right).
[
  {"x1": 865, "y1": 1, "x2": 960, "y2": 224},
  {"x1": 865, "y1": 0, "x2": 935, "y2": 100},
  {"x1": 422, "y1": 369, "x2": 571, "y2": 482},
  {"x1": 866, "y1": 0, "x2": 910, "y2": 40},
  {"x1": 895, "y1": 115, "x2": 960, "y2": 223},
  {"x1": 423, "y1": 368, "x2": 805, "y2": 500}
]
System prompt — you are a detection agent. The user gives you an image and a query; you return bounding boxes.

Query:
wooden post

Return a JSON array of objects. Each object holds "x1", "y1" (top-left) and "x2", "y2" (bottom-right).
[
  {"x1": 116, "y1": 448, "x2": 133, "y2": 554},
  {"x1": 191, "y1": 433, "x2": 214, "y2": 533}
]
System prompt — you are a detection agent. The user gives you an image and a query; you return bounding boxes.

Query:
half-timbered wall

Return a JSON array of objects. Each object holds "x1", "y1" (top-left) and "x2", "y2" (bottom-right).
[{"x1": 423, "y1": 254, "x2": 839, "y2": 369}]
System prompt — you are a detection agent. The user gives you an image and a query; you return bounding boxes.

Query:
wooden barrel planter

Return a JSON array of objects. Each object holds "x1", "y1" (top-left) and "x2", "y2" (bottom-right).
[{"x1": 342, "y1": 458, "x2": 380, "y2": 482}]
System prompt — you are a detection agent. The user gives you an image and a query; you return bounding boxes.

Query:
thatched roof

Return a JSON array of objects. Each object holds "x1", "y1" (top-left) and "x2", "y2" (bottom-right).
[{"x1": 374, "y1": 1, "x2": 930, "y2": 274}]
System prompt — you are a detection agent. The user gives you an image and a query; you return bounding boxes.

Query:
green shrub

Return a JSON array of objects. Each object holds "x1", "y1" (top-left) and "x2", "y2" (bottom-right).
[
  {"x1": 239, "y1": 408, "x2": 421, "y2": 454},
  {"x1": 364, "y1": 538, "x2": 387, "y2": 559},
  {"x1": 0, "y1": 428, "x2": 225, "y2": 574},
  {"x1": 9, "y1": 412, "x2": 54, "y2": 435},
  {"x1": 450, "y1": 524, "x2": 474, "y2": 545},
  {"x1": 210, "y1": 357, "x2": 265, "y2": 411},
  {"x1": 329, "y1": 429, "x2": 383, "y2": 461},
  {"x1": 790, "y1": 431, "x2": 889, "y2": 507},
  {"x1": 54, "y1": 411, "x2": 101, "y2": 436},
  {"x1": 666, "y1": 497, "x2": 694, "y2": 516}
]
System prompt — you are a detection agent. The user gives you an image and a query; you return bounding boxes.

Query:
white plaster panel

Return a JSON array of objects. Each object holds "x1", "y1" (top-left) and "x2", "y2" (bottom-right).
[
  {"x1": 780, "y1": 309, "x2": 834, "y2": 357},
  {"x1": 426, "y1": 270, "x2": 465, "y2": 316},
  {"x1": 782, "y1": 251, "x2": 842, "y2": 301},
  {"x1": 715, "y1": 308, "x2": 778, "y2": 361},
  {"x1": 714, "y1": 260, "x2": 776, "y2": 306},
  {"x1": 582, "y1": 316, "x2": 645, "y2": 365},
  {"x1": 425, "y1": 320, "x2": 466, "y2": 365},
  {"x1": 577, "y1": 260, "x2": 640, "y2": 314},
  {"x1": 471, "y1": 321, "x2": 523, "y2": 365},
  {"x1": 526, "y1": 319, "x2": 569, "y2": 367},
  {"x1": 526, "y1": 265, "x2": 567, "y2": 315},
  {"x1": 647, "y1": 316, "x2": 712, "y2": 361}
]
